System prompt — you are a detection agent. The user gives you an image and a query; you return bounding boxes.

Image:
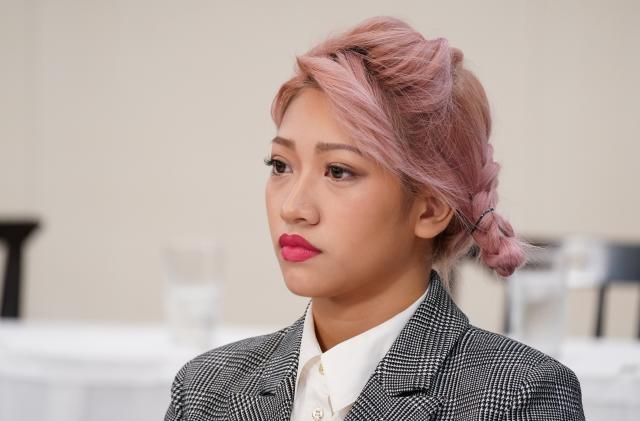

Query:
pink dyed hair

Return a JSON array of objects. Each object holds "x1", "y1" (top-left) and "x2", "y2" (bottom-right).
[{"x1": 270, "y1": 16, "x2": 530, "y2": 287}]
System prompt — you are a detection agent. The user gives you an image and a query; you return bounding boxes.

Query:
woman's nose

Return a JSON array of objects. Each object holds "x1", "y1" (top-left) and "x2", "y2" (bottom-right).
[{"x1": 279, "y1": 173, "x2": 319, "y2": 225}]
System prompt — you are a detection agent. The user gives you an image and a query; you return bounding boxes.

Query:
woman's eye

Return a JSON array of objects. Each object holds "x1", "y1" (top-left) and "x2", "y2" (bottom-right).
[
  {"x1": 263, "y1": 157, "x2": 289, "y2": 175},
  {"x1": 263, "y1": 156, "x2": 356, "y2": 181},
  {"x1": 325, "y1": 165, "x2": 355, "y2": 181}
]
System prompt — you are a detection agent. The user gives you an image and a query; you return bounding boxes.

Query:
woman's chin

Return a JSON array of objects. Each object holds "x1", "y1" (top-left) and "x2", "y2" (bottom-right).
[{"x1": 281, "y1": 274, "x2": 329, "y2": 298}]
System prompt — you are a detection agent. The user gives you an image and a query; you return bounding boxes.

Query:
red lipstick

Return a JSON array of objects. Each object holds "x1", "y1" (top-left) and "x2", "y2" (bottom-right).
[{"x1": 279, "y1": 233, "x2": 321, "y2": 262}]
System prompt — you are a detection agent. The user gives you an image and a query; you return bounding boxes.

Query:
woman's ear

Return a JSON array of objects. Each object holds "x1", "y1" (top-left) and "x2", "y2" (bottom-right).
[{"x1": 413, "y1": 190, "x2": 454, "y2": 239}]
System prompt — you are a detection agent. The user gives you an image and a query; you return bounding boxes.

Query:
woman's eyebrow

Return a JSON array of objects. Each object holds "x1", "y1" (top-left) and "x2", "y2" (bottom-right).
[{"x1": 271, "y1": 136, "x2": 363, "y2": 156}]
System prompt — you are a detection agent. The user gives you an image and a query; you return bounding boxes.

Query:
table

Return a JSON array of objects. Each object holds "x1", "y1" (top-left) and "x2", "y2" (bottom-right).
[
  {"x1": 556, "y1": 337, "x2": 640, "y2": 420},
  {"x1": 0, "y1": 319, "x2": 280, "y2": 421}
]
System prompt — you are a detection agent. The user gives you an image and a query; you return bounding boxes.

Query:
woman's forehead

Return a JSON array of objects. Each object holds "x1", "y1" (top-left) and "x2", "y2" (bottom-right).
[{"x1": 278, "y1": 89, "x2": 355, "y2": 145}]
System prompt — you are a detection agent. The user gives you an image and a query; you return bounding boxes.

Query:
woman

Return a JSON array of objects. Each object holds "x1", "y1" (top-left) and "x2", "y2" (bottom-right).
[{"x1": 165, "y1": 16, "x2": 585, "y2": 421}]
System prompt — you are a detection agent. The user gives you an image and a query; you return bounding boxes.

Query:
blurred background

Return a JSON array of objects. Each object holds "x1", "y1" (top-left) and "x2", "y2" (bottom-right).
[{"x1": 1, "y1": 0, "x2": 639, "y2": 420}]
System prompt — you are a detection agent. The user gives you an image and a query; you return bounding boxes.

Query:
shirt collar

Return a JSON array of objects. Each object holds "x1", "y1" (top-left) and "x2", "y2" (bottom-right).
[{"x1": 295, "y1": 283, "x2": 430, "y2": 414}]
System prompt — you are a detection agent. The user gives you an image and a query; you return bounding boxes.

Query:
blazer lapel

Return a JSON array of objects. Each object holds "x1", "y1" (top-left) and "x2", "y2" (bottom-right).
[
  {"x1": 340, "y1": 373, "x2": 446, "y2": 421},
  {"x1": 343, "y1": 269, "x2": 469, "y2": 421},
  {"x1": 226, "y1": 269, "x2": 468, "y2": 421},
  {"x1": 225, "y1": 303, "x2": 308, "y2": 421}
]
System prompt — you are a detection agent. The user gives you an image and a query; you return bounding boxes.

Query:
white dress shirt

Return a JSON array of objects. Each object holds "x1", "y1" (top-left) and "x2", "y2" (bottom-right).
[{"x1": 290, "y1": 284, "x2": 430, "y2": 421}]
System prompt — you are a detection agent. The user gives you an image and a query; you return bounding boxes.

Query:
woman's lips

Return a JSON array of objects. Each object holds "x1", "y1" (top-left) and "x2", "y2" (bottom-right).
[
  {"x1": 278, "y1": 233, "x2": 321, "y2": 262},
  {"x1": 281, "y1": 246, "x2": 321, "y2": 262}
]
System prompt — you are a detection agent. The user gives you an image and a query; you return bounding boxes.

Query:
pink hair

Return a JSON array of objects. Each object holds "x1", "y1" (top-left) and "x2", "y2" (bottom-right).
[{"x1": 270, "y1": 16, "x2": 529, "y2": 287}]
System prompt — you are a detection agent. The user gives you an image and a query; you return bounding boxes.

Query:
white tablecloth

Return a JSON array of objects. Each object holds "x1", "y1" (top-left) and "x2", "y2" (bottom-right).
[
  {"x1": 0, "y1": 320, "x2": 638, "y2": 421},
  {"x1": 0, "y1": 319, "x2": 280, "y2": 421},
  {"x1": 556, "y1": 337, "x2": 640, "y2": 420}
]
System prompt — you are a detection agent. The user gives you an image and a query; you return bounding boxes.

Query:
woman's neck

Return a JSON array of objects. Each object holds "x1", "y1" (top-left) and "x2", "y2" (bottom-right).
[{"x1": 310, "y1": 264, "x2": 431, "y2": 352}]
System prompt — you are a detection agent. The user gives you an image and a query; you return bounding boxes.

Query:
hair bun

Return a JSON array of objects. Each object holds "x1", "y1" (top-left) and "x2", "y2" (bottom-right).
[{"x1": 470, "y1": 207, "x2": 526, "y2": 277}]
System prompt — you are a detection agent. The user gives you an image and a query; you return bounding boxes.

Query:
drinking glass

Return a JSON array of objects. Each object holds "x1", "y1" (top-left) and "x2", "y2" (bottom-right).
[
  {"x1": 508, "y1": 250, "x2": 568, "y2": 357},
  {"x1": 162, "y1": 238, "x2": 225, "y2": 350}
]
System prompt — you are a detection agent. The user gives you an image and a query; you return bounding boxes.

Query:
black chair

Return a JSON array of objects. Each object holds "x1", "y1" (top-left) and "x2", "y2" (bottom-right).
[
  {"x1": 0, "y1": 219, "x2": 39, "y2": 318},
  {"x1": 496, "y1": 236, "x2": 640, "y2": 339},
  {"x1": 584, "y1": 241, "x2": 640, "y2": 338}
]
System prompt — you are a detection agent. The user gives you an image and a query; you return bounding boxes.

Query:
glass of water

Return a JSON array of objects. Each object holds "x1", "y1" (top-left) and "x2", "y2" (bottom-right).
[
  {"x1": 508, "y1": 270, "x2": 568, "y2": 357},
  {"x1": 162, "y1": 238, "x2": 225, "y2": 350},
  {"x1": 508, "y1": 246, "x2": 568, "y2": 357}
]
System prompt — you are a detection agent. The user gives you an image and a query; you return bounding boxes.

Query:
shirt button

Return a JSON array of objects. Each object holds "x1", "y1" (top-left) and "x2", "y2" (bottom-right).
[
  {"x1": 318, "y1": 362, "x2": 325, "y2": 375},
  {"x1": 311, "y1": 407, "x2": 324, "y2": 420}
]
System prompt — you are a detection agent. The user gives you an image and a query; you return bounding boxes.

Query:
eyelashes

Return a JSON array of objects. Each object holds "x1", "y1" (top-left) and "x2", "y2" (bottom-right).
[
  {"x1": 263, "y1": 156, "x2": 285, "y2": 174},
  {"x1": 263, "y1": 156, "x2": 357, "y2": 182}
]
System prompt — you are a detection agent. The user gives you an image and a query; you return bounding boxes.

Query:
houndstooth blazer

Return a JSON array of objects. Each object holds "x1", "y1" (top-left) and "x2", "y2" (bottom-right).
[{"x1": 164, "y1": 270, "x2": 585, "y2": 420}]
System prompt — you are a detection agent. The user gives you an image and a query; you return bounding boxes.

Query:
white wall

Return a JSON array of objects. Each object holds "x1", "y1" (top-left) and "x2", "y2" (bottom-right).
[{"x1": 1, "y1": 0, "x2": 638, "y2": 336}]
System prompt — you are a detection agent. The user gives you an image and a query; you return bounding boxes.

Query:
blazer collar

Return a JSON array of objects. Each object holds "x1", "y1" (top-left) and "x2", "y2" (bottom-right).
[{"x1": 226, "y1": 269, "x2": 470, "y2": 421}]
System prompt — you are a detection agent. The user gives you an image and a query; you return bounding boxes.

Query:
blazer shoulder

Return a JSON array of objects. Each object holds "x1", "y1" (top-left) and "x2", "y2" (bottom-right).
[
  {"x1": 449, "y1": 324, "x2": 581, "y2": 391},
  {"x1": 449, "y1": 325, "x2": 584, "y2": 419},
  {"x1": 173, "y1": 325, "x2": 289, "y2": 391},
  {"x1": 460, "y1": 325, "x2": 560, "y2": 368},
  {"x1": 165, "y1": 327, "x2": 290, "y2": 420}
]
